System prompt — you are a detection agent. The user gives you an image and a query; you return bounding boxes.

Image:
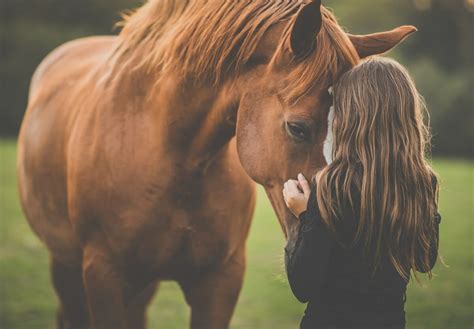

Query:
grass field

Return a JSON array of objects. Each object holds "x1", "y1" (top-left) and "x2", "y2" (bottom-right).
[{"x1": 1, "y1": 139, "x2": 472, "y2": 329}]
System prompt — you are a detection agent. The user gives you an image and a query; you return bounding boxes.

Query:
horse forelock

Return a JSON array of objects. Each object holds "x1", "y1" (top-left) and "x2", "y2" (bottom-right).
[{"x1": 113, "y1": 0, "x2": 359, "y2": 104}]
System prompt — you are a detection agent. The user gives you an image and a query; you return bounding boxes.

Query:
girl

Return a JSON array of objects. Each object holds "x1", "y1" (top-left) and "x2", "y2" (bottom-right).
[{"x1": 282, "y1": 57, "x2": 441, "y2": 329}]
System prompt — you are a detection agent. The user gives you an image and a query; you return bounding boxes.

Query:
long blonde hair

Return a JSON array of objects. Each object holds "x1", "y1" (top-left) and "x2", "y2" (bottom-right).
[{"x1": 316, "y1": 57, "x2": 440, "y2": 281}]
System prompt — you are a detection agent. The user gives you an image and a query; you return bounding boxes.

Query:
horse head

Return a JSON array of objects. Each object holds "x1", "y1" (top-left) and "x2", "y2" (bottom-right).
[{"x1": 234, "y1": 0, "x2": 416, "y2": 236}]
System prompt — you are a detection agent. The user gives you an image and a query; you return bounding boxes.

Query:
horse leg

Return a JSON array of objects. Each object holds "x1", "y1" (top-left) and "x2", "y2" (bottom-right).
[
  {"x1": 179, "y1": 250, "x2": 246, "y2": 329},
  {"x1": 82, "y1": 246, "x2": 128, "y2": 329},
  {"x1": 126, "y1": 281, "x2": 159, "y2": 329},
  {"x1": 51, "y1": 257, "x2": 90, "y2": 329}
]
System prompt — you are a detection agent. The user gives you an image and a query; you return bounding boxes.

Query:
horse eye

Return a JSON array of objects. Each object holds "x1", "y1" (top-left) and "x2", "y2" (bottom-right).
[{"x1": 286, "y1": 122, "x2": 311, "y2": 142}]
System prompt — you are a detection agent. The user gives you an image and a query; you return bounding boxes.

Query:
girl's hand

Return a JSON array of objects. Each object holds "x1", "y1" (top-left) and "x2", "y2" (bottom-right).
[{"x1": 283, "y1": 173, "x2": 311, "y2": 218}]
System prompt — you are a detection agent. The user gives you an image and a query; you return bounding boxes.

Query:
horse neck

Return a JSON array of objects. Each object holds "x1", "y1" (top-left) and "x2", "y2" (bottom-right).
[
  {"x1": 104, "y1": 38, "x2": 244, "y2": 171},
  {"x1": 110, "y1": 67, "x2": 241, "y2": 173}
]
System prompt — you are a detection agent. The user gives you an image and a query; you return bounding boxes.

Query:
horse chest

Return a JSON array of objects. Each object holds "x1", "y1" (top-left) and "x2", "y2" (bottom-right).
[
  {"x1": 71, "y1": 138, "x2": 255, "y2": 277},
  {"x1": 135, "y1": 207, "x2": 240, "y2": 278}
]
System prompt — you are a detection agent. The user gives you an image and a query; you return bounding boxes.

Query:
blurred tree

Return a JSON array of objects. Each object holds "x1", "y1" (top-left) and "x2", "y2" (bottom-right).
[
  {"x1": 0, "y1": 0, "x2": 142, "y2": 136},
  {"x1": 404, "y1": 0, "x2": 474, "y2": 156},
  {"x1": 327, "y1": 0, "x2": 473, "y2": 157},
  {"x1": 405, "y1": 0, "x2": 473, "y2": 68}
]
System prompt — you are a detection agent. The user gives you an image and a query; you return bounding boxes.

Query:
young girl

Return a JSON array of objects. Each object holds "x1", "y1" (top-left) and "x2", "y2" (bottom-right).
[{"x1": 282, "y1": 57, "x2": 441, "y2": 329}]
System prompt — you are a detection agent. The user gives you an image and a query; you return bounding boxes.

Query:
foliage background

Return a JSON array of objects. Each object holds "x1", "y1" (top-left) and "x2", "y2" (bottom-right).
[
  {"x1": 1, "y1": 0, "x2": 473, "y2": 156},
  {"x1": 1, "y1": 1, "x2": 473, "y2": 329}
]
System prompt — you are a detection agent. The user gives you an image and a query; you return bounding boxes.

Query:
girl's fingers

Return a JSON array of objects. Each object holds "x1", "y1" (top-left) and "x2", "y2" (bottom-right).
[
  {"x1": 287, "y1": 180, "x2": 301, "y2": 195},
  {"x1": 297, "y1": 173, "x2": 311, "y2": 198},
  {"x1": 282, "y1": 183, "x2": 289, "y2": 200}
]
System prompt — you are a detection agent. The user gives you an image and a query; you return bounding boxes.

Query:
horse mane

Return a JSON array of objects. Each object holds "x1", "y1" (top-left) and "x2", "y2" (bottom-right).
[{"x1": 113, "y1": 0, "x2": 359, "y2": 104}]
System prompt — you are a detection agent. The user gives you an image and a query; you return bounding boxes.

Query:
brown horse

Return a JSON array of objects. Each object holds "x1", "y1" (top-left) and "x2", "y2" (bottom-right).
[{"x1": 17, "y1": 1, "x2": 415, "y2": 328}]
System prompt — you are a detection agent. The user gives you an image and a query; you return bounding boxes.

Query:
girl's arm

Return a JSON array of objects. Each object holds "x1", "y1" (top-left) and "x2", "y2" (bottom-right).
[{"x1": 284, "y1": 185, "x2": 335, "y2": 303}]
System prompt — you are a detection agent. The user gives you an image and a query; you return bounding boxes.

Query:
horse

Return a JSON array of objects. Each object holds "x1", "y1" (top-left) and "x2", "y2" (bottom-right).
[{"x1": 17, "y1": 0, "x2": 415, "y2": 328}]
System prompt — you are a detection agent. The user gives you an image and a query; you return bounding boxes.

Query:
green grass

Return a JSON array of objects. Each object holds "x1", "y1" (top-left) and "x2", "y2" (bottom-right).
[{"x1": 1, "y1": 139, "x2": 472, "y2": 329}]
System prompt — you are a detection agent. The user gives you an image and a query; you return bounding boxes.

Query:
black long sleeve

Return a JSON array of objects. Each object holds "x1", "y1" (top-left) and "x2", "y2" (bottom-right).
[
  {"x1": 284, "y1": 185, "x2": 335, "y2": 303},
  {"x1": 284, "y1": 186, "x2": 442, "y2": 301},
  {"x1": 284, "y1": 178, "x2": 442, "y2": 329}
]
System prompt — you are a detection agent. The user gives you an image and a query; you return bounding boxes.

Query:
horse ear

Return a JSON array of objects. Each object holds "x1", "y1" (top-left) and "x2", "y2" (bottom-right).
[
  {"x1": 348, "y1": 25, "x2": 417, "y2": 59},
  {"x1": 290, "y1": 0, "x2": 322, "y2": 60}
]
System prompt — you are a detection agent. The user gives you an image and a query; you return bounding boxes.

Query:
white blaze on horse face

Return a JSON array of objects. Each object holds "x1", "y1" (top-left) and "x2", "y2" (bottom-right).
[
  {"x1": 323, "y1": 105, "x2": 335, "y2": 164},
  {"x1": 323, "y1": 86, "x2": 334, "y2": 165}
]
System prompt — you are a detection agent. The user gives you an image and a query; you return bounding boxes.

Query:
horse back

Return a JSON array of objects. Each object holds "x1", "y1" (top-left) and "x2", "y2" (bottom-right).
[{"x1": 29, "y1": 36, "x2": 116, "y2": 99}]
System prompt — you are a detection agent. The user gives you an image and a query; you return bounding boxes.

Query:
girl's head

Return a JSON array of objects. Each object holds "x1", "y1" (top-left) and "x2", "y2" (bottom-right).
[{"x1": 316, "y1": 57, "x2": 439, "y2": 280}]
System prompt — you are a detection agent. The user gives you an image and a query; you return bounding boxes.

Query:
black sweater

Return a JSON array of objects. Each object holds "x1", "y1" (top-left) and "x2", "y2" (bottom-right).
[{"x1": 284, "y1": 182, "x2": 441, "y2": 329}]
